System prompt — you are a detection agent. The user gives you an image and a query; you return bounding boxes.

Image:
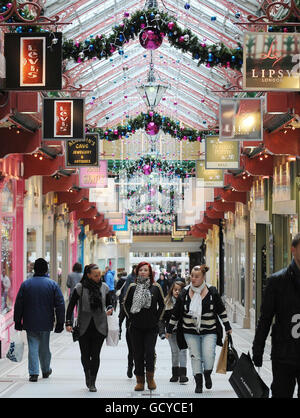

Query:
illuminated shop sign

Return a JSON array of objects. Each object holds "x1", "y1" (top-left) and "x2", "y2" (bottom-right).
[
  {"x1": 4, "y1": 33, "x2": 62, "y2": 90},
  {"x1": 205, "y1": 136, "x2": 240, "y2": 170},
  {"x1": 243, "y1": 32, "x2": 300, "y2": 91}
]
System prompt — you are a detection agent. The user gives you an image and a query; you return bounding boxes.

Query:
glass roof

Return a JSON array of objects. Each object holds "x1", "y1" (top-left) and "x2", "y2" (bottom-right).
[{"x1": 44, "y1": 0, "x2": 260, "y2": 129}]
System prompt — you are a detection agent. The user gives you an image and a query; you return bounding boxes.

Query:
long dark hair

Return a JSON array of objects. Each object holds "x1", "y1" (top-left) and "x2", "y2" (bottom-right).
[
  {"x1": 165, "y1": 281, "x2": 185, "y2": 308},
  {"x1": 80, "y1": 264, "x2": 100, "y2": 283},
  {"x1": 135, "y1": 262, "x2": 155, "y2": 284}
]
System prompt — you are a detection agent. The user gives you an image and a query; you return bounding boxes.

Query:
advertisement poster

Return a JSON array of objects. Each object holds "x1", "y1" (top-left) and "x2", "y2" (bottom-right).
[
  {"x1": 243, "y1": 32, "x2": 300, "y2": 91},
  {"x1": 196, "y1": 161, "x2": 224, "y2": 187},
  {"x1": 20, "y1": 37, "x2": 46, "y2": 87},
  {"x1": 205, "y1": 136, "x2": 240, "y2": 169}
]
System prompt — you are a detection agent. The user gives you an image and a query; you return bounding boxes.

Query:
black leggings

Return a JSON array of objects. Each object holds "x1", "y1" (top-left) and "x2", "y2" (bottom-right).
[
  {"x1": 79, "y1": 319, "x2": 105, "y2": 377},
  {"x1": 129, "y1": 326, "x2": 158, "y2": 376}
]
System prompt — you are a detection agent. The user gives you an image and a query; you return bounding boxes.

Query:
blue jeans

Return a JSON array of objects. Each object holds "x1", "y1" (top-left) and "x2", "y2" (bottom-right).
[
  {"x1": 26, "y1": 331, "x2": 51, "y2": 376},
  {"x1": 168, "y1": 333, "x2": 187, "y2": 367},
  {"x1": 184, "y1": 333, "x2": 217, "y2": 375}
]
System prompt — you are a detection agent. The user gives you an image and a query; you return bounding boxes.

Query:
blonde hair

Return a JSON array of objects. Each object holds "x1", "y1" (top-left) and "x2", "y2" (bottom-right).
[
  {"x1": 164, "y1": 281, "x2": 185, "y2": 308},
  {"x1": 191, "y1": 265, "x2": 209, "y2": 275}
]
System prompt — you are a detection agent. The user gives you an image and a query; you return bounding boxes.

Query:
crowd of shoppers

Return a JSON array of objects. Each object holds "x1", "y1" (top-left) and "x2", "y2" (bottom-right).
[{"x1": 12, "y1": 240, "x2": 300, "y2": 397}]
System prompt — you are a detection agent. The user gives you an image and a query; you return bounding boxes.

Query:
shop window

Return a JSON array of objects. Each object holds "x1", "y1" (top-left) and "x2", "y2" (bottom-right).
[
  {"x1": 1, "y1": 180, "x2": 14, "y2": 213},
  {"x1": 45, "y1": 235, "x2": 52, "y2": 278},
  {"x1": 26, "y1": 228, "x2": 37, "y2": 279},
  {"x1": 1, "y1": 217, "x2": 13, "y2": 314}
]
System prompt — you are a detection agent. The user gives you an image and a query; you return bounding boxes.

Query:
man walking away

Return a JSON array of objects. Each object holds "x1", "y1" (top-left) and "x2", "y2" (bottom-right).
[
  {"x1": 252, "y1": 233, "x2": 300, "y2": 398},
  {"x1": 104, "y1": 266, "x2": 116, "y2": 309},
  {"x1": 14, "y1": 258, "x2": 65, "y2": 382}
]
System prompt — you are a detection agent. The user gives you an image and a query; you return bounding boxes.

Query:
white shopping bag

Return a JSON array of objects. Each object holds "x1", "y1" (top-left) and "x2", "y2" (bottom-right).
[
  {"x1": 106, "y1": 313, "x2": 119, "y2": 347},
  {"x1": 6, "y1": 332, "x2": 24, "y2": 362}
]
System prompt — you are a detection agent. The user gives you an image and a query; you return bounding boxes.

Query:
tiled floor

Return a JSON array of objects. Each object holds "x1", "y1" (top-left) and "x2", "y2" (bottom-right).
[{"x1": 0, "y1": 321, "x2": 275, "y2": 398}]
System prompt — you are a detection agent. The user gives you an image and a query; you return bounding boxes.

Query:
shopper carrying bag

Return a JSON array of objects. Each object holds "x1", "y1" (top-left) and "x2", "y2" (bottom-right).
[{"x1": 6, "y1": 332, "x2": 24, "y2": 363}]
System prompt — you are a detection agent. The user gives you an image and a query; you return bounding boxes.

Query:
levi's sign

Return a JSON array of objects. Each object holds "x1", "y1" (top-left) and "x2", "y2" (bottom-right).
[{"x1": 243, "y1": 32, "x2": 300, "y2": 91}]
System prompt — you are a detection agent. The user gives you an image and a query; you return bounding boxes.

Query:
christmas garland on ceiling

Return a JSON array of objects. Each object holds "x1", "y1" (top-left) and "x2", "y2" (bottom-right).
[
  {"x1": 128, "y1": 214, "x2": 174, "y2": 226},
  {"x1": 113, "y1": 155, "x2": 195, "y2": 179},
  {"x1": 91, "y1": 112, "x2": 216, "y2": 142}
]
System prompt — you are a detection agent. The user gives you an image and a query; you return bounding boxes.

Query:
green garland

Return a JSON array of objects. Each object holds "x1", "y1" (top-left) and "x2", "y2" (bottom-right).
[
  {"x1": 113, "y1": 154, "x2": 195, "y2": 179},
  {"x1": 91, "y1": 112, "x2": 216, "y2": 142},
  {"x1": 128, "y1": 214, "x2": 174, "y2": 226}
]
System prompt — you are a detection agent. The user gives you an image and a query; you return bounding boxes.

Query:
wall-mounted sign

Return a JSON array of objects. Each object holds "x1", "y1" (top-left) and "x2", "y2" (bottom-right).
[
  {"x1": 79, "y1": 163, "x2": 108, "y2": 188},
  {"x1": 196, "y1": 161, "x2": 224, "y2": 187},
  {"x1": 113, "y1": 217, "x2": 128, "y2": 232},
  {"x1": 4, "y1": 33, "x2": 62, "y2": 90},
  {"x1": 219, "y1": 97, "x2": 263, "y2": 141},
  {"x1": 243, "y1": 32, "x2": 300, "y2": 91},
  {"x1": 43, "y1": 98, "x2": 85, "y2": 140},
  {"x1": 66, "y1": 135, "x2": 100, "y2": 168},
  {"x1": 205, "y1": 136, "x2": 240, "y2": 169}
]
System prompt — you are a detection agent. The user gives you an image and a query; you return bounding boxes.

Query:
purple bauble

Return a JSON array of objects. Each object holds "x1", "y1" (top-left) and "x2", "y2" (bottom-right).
[
  {"x1": 146, "y1": 122, "x2": 159, "y2": 135},
  {"x1": 149, "y1": 217, "x2": 155, "y2": 224},
  {"x1": 143, "y1": 164, "x2": 152, "y2": 176},
  {"x1": 168, "y1": 22, "x2": 175, "y2": 30},
  {"x1": 139, "y1": 27, "x2": 163, "y2": 50}
]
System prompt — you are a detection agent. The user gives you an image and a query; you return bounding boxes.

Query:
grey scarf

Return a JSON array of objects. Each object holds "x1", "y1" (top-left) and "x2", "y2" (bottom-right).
[{"x1": 130, "y1": 276, "x2": 152, "y2": 314}]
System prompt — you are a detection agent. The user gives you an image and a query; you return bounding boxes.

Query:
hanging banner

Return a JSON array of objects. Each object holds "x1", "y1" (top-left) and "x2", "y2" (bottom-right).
[
  {"x1": 243, "y1": 32, "x2": 300, "y2": 91},
  {"x1": 205, "y1": 136, "x2": 240, "y2": 169},
  {"x1": 43, "y1": 98, "x2": 85, "y2": 140},
  {"x1": 196, "y1": 161, "x2": 224, "y2": 187},
  {"x1": 4, "y1": 32, "x2": 62, "y2": 90},
  {"x1": 79, "y1": 164, "x2": 108, "y2": 189},
  {"x1": 219, "y1": 97, "x2": 263, "y2": 141},
  {"x1": 66, "y1": 134, "x2": 100, "y2": 168}
]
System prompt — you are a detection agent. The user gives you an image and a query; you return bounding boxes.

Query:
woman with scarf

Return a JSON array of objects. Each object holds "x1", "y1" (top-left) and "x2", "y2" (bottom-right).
[
  {"x1": 123, "y1": 262, "x2": 165, "y2": 391},
  {"x1": 166, "y1": 265, "x2": 232, "y2": 394},
  {"x1": 65, "y1": 264, "x2": 113, "y2": 392}
]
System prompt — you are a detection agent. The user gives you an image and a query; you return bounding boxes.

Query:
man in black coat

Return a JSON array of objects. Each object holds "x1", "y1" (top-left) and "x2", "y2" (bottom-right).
[{"x1": 252, "y1": 233, "x2": 300, "y2": 398}]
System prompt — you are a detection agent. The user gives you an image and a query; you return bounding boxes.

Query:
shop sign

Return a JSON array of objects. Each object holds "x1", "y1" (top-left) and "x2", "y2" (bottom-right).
[
  {"x1": 43, "y1": 98, "x2": 85, "y2": 140},
  {"x1": 205, "y1": 136, "x2": 240, "y2": 169},
  {"x1": 113, "y1": 216, "x2": 128, "y2": 231},
  {"x1": 79, "y1": 163, "x2": 108, "y2": 188},
  {"x1": 4, "y1": 33, "x2": 62, "y2": 90},
  {"x1": 219, "y1": 97, "x2": 263, "y2": 141},
  {"x1": 243, "y1": 32, "x2": 300, "y2": 91},
  {"x1": 196, "y1": 161, "x2": 224, "y2": 187},
  {"x1": 66, "y1": 134, "x2": 99, "y2": 168}
]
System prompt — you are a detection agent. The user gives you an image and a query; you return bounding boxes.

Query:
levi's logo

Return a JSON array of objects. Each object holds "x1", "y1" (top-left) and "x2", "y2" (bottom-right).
[{"x1": 291, "y1": 314, "x2": 300, "y2": 339}]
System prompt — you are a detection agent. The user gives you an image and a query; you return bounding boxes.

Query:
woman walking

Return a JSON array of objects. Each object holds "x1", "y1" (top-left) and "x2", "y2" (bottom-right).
[
  {"x1": 65, "y1": 264, "x2": 113, "y2": 392},
  {"x1": 123, "y1": 262, "x2": 165, "y2": 391},
  {"x1": 159, "y1": 281, "x2": 189, "y2": 384},
  {"x1": 166, "y1": 265, "x2": 232, "y2": 394}
]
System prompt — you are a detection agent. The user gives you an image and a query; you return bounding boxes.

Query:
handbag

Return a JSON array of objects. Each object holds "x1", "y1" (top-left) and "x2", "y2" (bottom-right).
[
  {"x1": 72, "y1": 285, "x2": 82, "y2": 342},
  {"x1": 216, "y1": 334, "x2": 228, "y2": 374},
  {"x1": 227, "y1": 334, "x2": 239, "y2": 372},
  {"x1": 6, "y1": 332, "x2": 24, "y2": 363},
  {"x1": 106, "y1": 312, "x2": 119, "y2": 347},
  {"x1": 229, "y1": 352, "x2": 269, "y2": 398},
  {"x1": 116, "y1": 281, "x2": 126, "y2": 297}
]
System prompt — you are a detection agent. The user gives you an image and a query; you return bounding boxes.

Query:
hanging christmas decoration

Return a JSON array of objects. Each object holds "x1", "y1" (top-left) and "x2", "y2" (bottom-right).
[{"x1": 139, "y1": 26, "x2": 163, "y2": 50}]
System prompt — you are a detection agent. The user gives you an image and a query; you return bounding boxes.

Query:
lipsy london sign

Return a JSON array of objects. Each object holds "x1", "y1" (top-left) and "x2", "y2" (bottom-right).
[{"x1": 243, "y1": 32, "x2": 300, "y2": 91}]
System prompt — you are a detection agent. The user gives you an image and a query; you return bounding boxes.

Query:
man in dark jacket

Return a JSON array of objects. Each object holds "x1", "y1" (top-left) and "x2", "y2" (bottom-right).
[
  {"x1": 14, "y1": 258, "x2": 65, "y2": 382},
  {"x1": 252, "y1": 233, "x2": 300, "y2": 398}
]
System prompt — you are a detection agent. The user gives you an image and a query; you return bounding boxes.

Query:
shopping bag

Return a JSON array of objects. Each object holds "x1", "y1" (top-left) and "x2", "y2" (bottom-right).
[
  {"x1": 106, "y1": 312, "x2": 119, "y2": 347},
  {"x1": 227, "y1": 334, "x2": 239, "y2": 372},
  {"x1": 229, "y1": 352, "x2": 269, "y2": 398},
  {"x1": 216, "y1": 335, "x2": 228, "y2": 374},
  {"x1": 6, "y1": 332, "x2": 24, "y2": 363}
]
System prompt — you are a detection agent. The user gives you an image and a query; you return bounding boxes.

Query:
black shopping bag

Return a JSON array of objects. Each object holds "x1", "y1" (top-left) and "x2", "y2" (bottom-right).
[
  {"x1": 227, "y1": 334, "x2": 239, "y2": 372},
  {"x1": 229, "y1": 353, "x2": 269, "y2": 398}
]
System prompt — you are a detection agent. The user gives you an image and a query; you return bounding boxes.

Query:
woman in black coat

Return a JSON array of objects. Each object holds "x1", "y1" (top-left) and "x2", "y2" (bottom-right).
[{"x1": 123, "y1": 261, "x2": 165, "y2": 392}]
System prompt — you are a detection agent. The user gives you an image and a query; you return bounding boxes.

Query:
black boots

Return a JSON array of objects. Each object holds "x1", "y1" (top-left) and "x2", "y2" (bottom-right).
[
  {"x1": 89, "y1": 375, "x2": 97, "y2": 392},
  {"x1": 204, "y1": 370, "x2": 213, "y2": 389},
  {"x1": 84, "y1": 370, "x2": 91, "y2": 389},
  {"x1": 194, "y1": 373, "x2": 203, "y2": 393},
  {"x1": 127, "y1": 363, "x2": 133, "y2": 378},
  {"x1": 170, "y1": 367, "x2": 179, "y2": 382},
  {"x1": 179, "y1": 367, "x2": 189, "y2": 384}
]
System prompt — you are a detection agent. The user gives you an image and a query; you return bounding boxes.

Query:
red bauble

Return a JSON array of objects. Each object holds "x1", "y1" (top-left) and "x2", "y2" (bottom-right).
[
  {"x1": 146, "y1": 122, "x2": 159, "y2": 135},
  {"x1": 139, "y1": 27, "x2": 163, "y2": 50}
]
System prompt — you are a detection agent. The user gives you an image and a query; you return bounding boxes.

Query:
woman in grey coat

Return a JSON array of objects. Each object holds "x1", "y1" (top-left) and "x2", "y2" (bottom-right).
[{"x1": 66, "y1": 264, "x2": 113, "y2": 392}]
